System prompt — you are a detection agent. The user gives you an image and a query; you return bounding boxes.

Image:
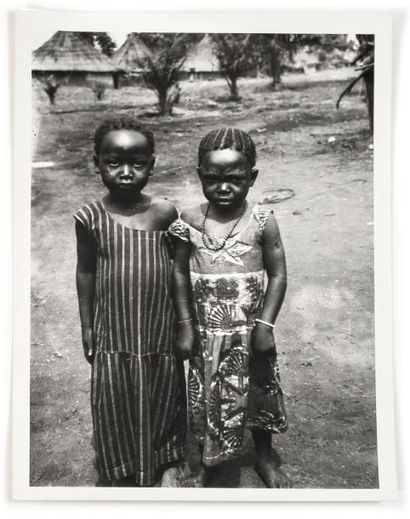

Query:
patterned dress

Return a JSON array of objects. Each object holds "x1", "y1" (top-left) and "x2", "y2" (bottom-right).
[
  {"x1": 74, "y1": 201, "x2": 186, "y2": 486},
  {"x1": 169, "y1": 206, "x2": 287, "y2": 467}
]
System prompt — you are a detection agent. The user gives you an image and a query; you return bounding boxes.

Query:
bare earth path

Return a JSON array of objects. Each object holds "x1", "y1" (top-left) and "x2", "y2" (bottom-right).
[{"x1": 30, "y1": 73, "x2": 377, "y2": 488}]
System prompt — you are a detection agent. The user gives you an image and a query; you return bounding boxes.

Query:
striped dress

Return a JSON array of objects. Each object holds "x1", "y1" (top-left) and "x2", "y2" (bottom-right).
[{"x1": 74, "y1": 201, "x2": 186, "y2": 486}]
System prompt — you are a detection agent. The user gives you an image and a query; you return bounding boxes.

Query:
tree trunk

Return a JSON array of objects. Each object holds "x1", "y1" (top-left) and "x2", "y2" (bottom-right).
[
  {"x1": 113, "y1": 72, "x2": 119, "y2": 90},
  {"x1": 227, "y1": 76, "x2": 240, "y2": 101},
  {"x1": 45, "y1": 86, "x2": 57, "y2": 105},
  {"x1": 363, "y1": 69, "x2": 374, "y2": 133},
  {"x1": 158, "y1": 89, "x2": 173, "y2": 115},
  {"x1": 270, "y1": 40, "x2": 282, "y2": 90}
]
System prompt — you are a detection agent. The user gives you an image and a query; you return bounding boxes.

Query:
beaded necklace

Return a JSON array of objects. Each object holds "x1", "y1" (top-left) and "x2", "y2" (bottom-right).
[{"x1": 201, "y1": 202, "x2": 247, "y2": 252}]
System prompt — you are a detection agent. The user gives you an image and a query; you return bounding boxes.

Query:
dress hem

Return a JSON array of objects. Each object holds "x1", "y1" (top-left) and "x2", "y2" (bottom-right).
[{"x1": 102, "y1": 445, "x2": 186, "y2": 485}]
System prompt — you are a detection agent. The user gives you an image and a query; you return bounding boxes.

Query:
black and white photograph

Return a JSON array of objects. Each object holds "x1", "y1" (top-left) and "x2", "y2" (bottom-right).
[{"x1": 11, "y1": 9, "x2": 395, "y2": 500}]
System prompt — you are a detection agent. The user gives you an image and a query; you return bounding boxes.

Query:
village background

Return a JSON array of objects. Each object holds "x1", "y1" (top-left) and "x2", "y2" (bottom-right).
[{"x1": 30, "y1": 31, "x2": 377, "y2": 488}]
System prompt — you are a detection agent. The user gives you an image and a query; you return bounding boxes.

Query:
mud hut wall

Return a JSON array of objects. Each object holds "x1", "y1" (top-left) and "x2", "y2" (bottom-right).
[
  {"x1": 178, "y1": 69, "x2": 221, "y2": 81},
  {"x1": 32, "y1": 70, "x2": 115, "y2": 87},
  {"x1": 85, "y1": 72, "x2": 114, "y2": 87}
]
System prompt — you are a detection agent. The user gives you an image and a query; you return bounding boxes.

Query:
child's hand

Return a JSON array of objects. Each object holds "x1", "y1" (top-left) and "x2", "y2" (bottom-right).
[
  {"x1": 251, "y1": 325, "x2": 278, "y2": 388},
  {"x1": 81, "y1": 325, "x2": 95, "y2": 364},
  {"x1": 252, "y1": 324, "x2": 277, "y2": 356},
  {"x1": 176, "y1": 321, "x2": 195, "y2": 360}
]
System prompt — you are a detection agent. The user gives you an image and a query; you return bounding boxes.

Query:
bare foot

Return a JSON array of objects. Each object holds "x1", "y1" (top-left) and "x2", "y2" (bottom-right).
[
  {"x1": 183, "y1": 464, "x2": 210, "y2": 487},
  {"x1": 254, "y1": 461, "x2": 292, "y2": 488},
  {"x1": 161, "y1": 466, "x2": 185, "y2": 487}
]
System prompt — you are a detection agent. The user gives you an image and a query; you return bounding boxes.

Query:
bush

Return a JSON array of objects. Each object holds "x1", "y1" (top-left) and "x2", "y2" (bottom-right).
[
  {"x1": 90, "y1": 82, "x2": 107, "y2": 101},
  {"x1": 36, "y1": 73, "x2": 70, "y2": 105}
]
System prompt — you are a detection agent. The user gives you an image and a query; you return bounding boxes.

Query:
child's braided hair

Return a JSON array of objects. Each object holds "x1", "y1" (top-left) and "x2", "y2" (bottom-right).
[
  {"x1": 198, "y1": 127, "x2": 256, "y2": 167},
  {"x1": 94, "y1": 117, "x2": 155, "y2": 155}
]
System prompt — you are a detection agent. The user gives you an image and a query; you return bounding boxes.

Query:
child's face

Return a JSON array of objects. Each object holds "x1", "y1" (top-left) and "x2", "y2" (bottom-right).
[
  {"x1": 198, "y1": 149, "x2": 258, "y2": 210},
  {"x1": 94, "y1": 129, "x2": 155, "y2": 197}
]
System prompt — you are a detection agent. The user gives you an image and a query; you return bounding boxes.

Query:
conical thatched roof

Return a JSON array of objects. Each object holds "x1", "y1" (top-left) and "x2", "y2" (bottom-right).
[
  {"x1": 112, "y1": 33, "x2": 152, "y2": 72},
  {"x1": 32, "y1": 31, "x2": 118, "y2": 73},
  {"x1": 182, "y1": 35, "x2": 219, "y2": 72}
]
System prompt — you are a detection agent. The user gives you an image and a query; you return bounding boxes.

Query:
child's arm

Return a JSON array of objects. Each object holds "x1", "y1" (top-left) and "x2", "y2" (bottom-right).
[
  {"x1": 75, "y1": 220, "x2": 97, "y2": 364},
  {"x1": 253, "y1": 214, "x2": 287, "y2": 354},
  {"x1": 172, "y1": 235, "x2": 195, "y2": 360}
]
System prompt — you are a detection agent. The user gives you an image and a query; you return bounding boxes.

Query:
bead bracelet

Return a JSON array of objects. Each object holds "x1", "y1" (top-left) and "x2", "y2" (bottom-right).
[
  {"x1": 177, "y1": 318, "x2": 193, "y2": 325},
  {"x1": 254, "y1": 318, "x2": 276, "y2": 330}
]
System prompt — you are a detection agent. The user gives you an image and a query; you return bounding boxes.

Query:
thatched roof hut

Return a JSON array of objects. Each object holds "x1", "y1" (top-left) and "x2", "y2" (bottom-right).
[
  {"x1": 287, "y1": 48, "x2": 323, "y2": 74},
  {"x1": 32, "y1": 31, "x2": 119, "y2": 86},
  {"x1": 180, "y1": 35, "x2": 220, "y2": 79},
  {"x1": 112, "y1": 33, "x2": 151, "y2": 73}
]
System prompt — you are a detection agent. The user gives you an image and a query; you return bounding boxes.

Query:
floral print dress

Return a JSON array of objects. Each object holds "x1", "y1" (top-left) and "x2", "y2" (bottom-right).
[{"x1": 169, "y1": 206, "x2": 287, "y2": 467}]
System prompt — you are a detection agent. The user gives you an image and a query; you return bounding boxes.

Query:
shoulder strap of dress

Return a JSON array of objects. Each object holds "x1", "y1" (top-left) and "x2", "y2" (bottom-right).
[
  {"x1": 168, "y1": 217, "x2": 190, "y2": 242},
  {"x1": 252, "y1": 206, "x2": 274, "y2": 233},
  {"x1": 73, "y1": 201, "x2": 99, "y2": 231}
]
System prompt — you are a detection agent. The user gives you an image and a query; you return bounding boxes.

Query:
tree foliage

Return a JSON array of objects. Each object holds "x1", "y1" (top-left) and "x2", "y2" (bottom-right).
[
  {"x1": 250, "y1": 34, "x2": 350, "y2": 88},
  {"x1": 336, "y1": 34, "x2": 374, "y2": 132},
  {"x1": 37, "y1": 73, "x2": 70, "y2": 105},
  {"x1": 210, "y1": 33, "x2": 347, "y2": 96},
  {"x1": 77, "y1": 32, "x2": 116, "y2": 56},
  {"x1": 136, "y1": 33, "x2": 202, "y2": 115},
  {"x1": 210, "y1": 34, "x2": 256, "y2": 100},
  {"x1": 90, "y1": 81, "x2": 107, "y2": 101}
]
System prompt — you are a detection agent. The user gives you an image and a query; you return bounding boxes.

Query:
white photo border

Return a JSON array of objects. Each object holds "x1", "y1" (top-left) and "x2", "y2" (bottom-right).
[{"x1": 13, "y1": 8, "x2": 395, "y2": 501}]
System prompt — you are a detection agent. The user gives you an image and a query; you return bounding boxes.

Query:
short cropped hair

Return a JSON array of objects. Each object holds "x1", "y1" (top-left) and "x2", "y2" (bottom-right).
[
  {"x1": 94, "y1": 117, "x2": 155, "y2": 155},
  {"x1": 198, "y1": 127, "x2": 256, "y2": 167}
]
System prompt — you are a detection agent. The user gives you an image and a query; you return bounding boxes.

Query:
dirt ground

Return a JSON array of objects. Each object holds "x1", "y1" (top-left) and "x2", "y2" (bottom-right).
[{"x1": 30, "y1": 69, "x2": 377, "y2": 488}]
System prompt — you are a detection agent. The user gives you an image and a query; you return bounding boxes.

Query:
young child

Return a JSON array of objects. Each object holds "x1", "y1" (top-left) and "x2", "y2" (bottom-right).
[
  {"x1": 169, "y1": 127, "x2": 290, "y2": 488},
  {"x1": 74, "y1": 117, "x2": 186, "y2": 487}
]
